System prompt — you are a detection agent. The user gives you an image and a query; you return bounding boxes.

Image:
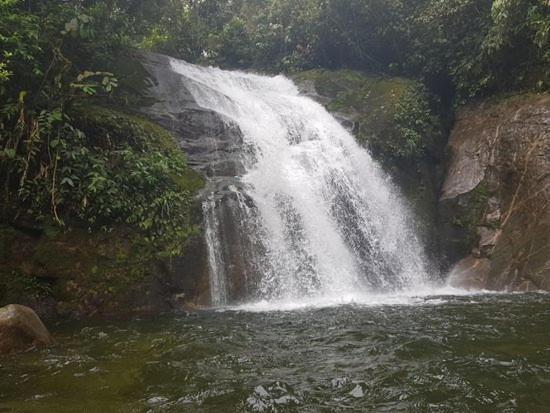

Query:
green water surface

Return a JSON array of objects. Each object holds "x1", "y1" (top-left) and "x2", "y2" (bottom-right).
[{"x1": 1, "y1": 293, "x2": 550, "y2": 412}]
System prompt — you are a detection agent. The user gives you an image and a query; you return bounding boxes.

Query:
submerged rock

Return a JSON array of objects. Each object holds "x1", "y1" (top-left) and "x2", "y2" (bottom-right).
[
  {"x1": 0, "y1": 304, "x2": 53, "y2": 355},
  {"x1": 441, "y1": 93, "x2": 550, "y2": 290}
]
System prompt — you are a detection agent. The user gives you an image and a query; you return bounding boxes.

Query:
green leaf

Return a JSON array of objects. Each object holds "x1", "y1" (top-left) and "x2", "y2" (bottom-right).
[
  {"x1": 64, "y1": 18, "x2": 78, "y2": 34},
  {"x1": 2, "y1": 148, "x2": 16, "y2": 159},
  {"x1": 61, "y1": 177, "x2": 75, "y2": 187}
]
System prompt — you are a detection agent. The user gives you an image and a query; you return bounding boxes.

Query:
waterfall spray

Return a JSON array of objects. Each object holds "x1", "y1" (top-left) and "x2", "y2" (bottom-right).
[{"x1": 169, "y1": 58, "x2": 432, "y2": 306}]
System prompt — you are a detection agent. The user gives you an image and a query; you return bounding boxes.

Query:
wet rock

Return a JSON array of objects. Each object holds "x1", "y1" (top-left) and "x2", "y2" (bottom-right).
[
  {"x1": 139, "y1": 52, "x2": 267, "y2": 304},
  {"x1": 447, "y1": 257, "x2": 491, "y2": 290},
  {"x1": 441, "y1": 93, "x2": 550, "y2": 290},
  {"x1": 0, "y1": 304, "x2": 53, "y2": 355},
  {"x1": 349, "y1": 384, "x2": 366, "y2": 398},
  {"x1": 147, "y1": 396, "x2": 169, "y2": 407},
  {"x1": 477, "y1": 227, "x2": 501, "y2": 257},
  {"x1": 140, "y1": 52, "x2": 245, "y2": 178}
]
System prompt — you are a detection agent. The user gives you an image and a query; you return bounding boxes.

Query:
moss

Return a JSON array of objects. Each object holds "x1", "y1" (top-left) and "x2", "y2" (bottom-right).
[
  {"x1": 0, "y1": 226, "x2": 16, "y2": 261},
  {"x1": 69, "y1": 103, "x2": 177, "y2": 152},
  {"x1": 0, "y1": 224, "x2": 163, "y2": 316},
  {"x1": 295, "y1": 69, "x2": 443, "y2": 162},
  {"x1": 0, "y1": 270, "x2": 54, "y2": 303},
  {"x1": 0, "y1": 101, "x2": 206, "y2": 317},
  {"x1": 0, "y1": 226, "x2": 53, "y2": 304},
  {"x1": 170, "y1": 168, "x2": 205, "y2": 193}
]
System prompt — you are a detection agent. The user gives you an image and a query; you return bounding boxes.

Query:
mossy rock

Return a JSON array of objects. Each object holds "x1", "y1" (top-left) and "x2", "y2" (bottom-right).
[
  {"x1": 0, "y1": 227, "x2": 55, "y2": 310},
  {"x1": 69, "y1": 103, "x2": 205, "y2": 192},
  {"x1": 0, "y1": 102, "x2": 206, "y2": 318},
  {"x1": 110, "y1": 51, "x2": 157, "y2": 108},
  {"x1": 294, "y1": 69, "x2": 444, "y2": 162},
  {"x1": 70, "y1": 103, "x2": 177, "y2": 151},
  {"x1": 0, "y1": 224, "x2": 192, "y2": 319}
]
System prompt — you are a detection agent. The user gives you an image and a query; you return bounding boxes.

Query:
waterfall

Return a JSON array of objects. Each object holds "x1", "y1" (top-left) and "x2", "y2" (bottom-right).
[{"x1": 168, "y1": 59, "x2": 432, "y2": 306}]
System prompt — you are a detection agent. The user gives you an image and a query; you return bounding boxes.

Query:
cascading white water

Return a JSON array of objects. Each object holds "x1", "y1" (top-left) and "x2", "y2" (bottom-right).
[{"x1": 170, "y1": 59, "x2": 433, "y2": 306}]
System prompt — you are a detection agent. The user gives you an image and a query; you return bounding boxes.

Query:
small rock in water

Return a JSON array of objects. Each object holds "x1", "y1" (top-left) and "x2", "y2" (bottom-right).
[
  {"x1": 331, "y1": 377, "x2": 349, "y2": 388},
  {"x1": 254, "y1": 385, "x2": 270, "y2": 398},
  {"x1": 30, "y1": 393, "x2": 53, "y2": 401},
  {"x1": 274, "y1": 395, "x2": 299, "y2": 405},
  {"x1": 147, "y1": 396, "x2": 169, "y2": 406},
  {"x1": 349, "y1": 384, "x2": 365, "y2": 398}
]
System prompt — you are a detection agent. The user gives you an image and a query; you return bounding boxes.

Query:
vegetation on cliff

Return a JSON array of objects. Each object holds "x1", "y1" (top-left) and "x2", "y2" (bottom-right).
[
  {"x1": 110, "y1": 0, "x2": 549, "y2": 102},
  {"x1": 294, "y1": 69, "x2": 443, "y2": 161},
  {"x1": 0, "y1": 0, "x2": 548, "y2": 311},
  {"x1": 0, "y1": 1, "x2": 203, "y2": 315}
]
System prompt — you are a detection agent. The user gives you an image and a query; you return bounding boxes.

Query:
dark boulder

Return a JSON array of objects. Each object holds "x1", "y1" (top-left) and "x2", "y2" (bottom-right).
[{"x1": 0, "y1": 304, "x2": 53, "y2": 355}]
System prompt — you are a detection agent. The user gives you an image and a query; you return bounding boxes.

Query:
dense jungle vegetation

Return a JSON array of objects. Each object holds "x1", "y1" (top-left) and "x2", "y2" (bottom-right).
[{"x1": 0, "y1": 0, "x2": 548, "y2": 255}]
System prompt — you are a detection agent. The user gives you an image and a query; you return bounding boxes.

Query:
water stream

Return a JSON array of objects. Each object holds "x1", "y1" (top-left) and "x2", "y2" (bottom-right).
[{"x1": 168, "y1": 59, "x2": 432, "y2": 306}]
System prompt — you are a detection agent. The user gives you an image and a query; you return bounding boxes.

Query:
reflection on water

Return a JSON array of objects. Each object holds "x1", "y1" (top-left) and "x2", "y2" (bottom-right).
[{"x1": 1, "y1": 293, "x2": 550, "y2": 412}]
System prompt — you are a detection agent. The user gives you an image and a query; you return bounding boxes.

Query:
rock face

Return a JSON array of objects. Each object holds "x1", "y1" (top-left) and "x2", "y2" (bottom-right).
[
  {"x1": 139, "y1": 60, "x2": 450, "y2": 302},
  {"x1": 139, "y1": 52, "x2": 253, "y2": 303},
  {"x1": 441, "y1": 93, "x2": 550, "y2": 290},
  {"x1": 447, "y1": 256, "x2": 491, "y2": 291},
  {"x1": 140, "y1": 53, "x2": 245, "y2": 178},
  {"x1": 0, "y1": 304, "x2": 53, "y2": 354}
]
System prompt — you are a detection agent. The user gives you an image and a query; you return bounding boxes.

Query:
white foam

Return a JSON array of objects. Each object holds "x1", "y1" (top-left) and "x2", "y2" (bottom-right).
[
  {"x1": 169, "y1": 59, "x2": 438, "y2": 305},
  {"x1": 225, "y1": 286, "x2": 496, "y2": 312}
]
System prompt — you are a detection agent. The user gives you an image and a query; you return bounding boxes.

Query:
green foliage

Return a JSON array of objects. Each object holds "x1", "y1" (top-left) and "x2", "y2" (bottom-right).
[
  {"x1": 143, "y1": 0, "x2": 549, "y2": 100},
  {"x1": 296, "y1": 69, "x2": 443, "y2": 160},
  {"x1": 0, "y1": 0, "x2": 42, "y2": 96},
  {"x1": 2, "y1": 102, "x2": 201, "y2": 258},
  {"x1": 4, "y1": 0, "x2": 545, "y2": 103},
  {"x1": 393, "y1": 84, "x2": 441, "y2": 158},
  {"x1": 0, "y1": 0, "x2": 547, "y2": 258},
  {"x1": 0, "y1": 1, "x2": 203, "y2": 261},
  {"x1": 71, "y1": 71, "x2": 118, "y2": 95}
]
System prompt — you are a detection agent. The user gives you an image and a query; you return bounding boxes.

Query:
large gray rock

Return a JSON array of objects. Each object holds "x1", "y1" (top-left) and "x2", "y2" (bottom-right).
[
  {"x1": 139, "y1": 52, "x2": 257, "y2": 303},
  {"x1": 440, "y1": 93, "x2": 550, "y2": 290},
  {"x1": 0, "y1": 304, "x2": 53, "y2": 355}
]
